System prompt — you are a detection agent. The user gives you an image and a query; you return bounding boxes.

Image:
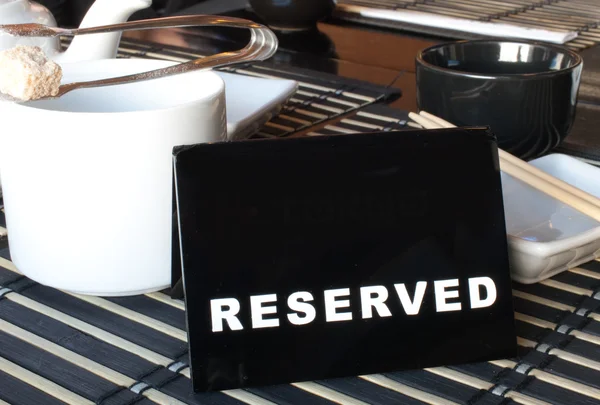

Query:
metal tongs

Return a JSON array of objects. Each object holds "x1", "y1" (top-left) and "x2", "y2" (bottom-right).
[{"x1": 0, "y1": 15, "x2": 279, "y2": 102}]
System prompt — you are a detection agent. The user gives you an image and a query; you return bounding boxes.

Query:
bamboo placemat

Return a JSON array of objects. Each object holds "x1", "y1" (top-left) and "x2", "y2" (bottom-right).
[
  {"x1": 1, "y1": 37, "x2": 598, "y2": 405},
  {"x1": 335, "y1": 0, "x2": 600, "y2": 51},
  {"x1": 1, "y1": 107, "x2": 600, "y2": 405},
  {"x1": 307, "y1": 103, "x2": 600, "y2": 166},
  {"x1": 0, "y1": 232, "x2": 600, "y2": 404}
]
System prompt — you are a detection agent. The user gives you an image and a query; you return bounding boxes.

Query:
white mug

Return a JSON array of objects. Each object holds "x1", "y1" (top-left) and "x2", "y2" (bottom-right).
[{"x1": 0, "y1": 58, "x2": 227, "y2": 296}]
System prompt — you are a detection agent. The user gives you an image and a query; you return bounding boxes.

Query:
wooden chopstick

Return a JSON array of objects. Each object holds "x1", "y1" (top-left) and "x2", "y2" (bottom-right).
[{"x1": 408, "y1": 111, "x2": 600, "y2": 222}]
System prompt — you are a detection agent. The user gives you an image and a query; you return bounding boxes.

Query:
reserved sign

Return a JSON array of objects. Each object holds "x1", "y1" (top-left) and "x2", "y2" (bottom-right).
[{"x1": 172, "y1": 128, "x2": 517, "y2": 392}]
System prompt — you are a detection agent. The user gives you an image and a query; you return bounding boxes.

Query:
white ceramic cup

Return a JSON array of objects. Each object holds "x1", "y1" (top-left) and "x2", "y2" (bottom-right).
[{"x1": 0, "y1": 58, "x2": 227, "y2": 296}]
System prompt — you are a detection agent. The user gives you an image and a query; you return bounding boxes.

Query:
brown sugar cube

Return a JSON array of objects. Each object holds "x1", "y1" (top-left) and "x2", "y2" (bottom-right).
[{"x1": 0, "y1": 45, "x2": 62, "y2": 101}]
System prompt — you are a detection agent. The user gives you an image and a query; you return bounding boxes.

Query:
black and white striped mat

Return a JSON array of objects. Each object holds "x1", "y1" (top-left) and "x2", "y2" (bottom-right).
[
  {"x1": 0, "y1": 228, "x2": 600, "y2": 404},
  {"x1": 1, "y1": 37, "x2": 599, "y2": 405},
  {"x1": 335, "y1": 0, "x2": 600, "y2": 51},
  {"x1": 0, "y1": 104, "x2": 600, "y2": 404}
]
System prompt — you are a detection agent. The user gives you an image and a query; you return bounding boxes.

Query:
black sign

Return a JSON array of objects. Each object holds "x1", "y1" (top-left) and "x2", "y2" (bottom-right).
[{"x1": 172, "y1": 128, "x2": 517, "y2": 392}]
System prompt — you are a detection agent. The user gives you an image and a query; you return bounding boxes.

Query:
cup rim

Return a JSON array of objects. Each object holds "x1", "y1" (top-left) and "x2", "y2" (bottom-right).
[
  {"x1": 415, "y1": 39, "x2": 583, "y2": 80},
  {"x1": 11, "y1": 58, "x2": 225, "y2": 115}
]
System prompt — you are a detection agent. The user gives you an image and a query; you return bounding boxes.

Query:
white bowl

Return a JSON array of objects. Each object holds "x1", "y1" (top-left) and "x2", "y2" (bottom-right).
[{"x1": 503, "y1": 153, "x2": 600, "y2": 284}]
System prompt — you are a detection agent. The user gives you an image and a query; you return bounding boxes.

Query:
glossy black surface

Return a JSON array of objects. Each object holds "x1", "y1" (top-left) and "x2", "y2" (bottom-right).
[
  {"x1": 248, "y1": 0, "x2": 336, "y2": 31},
  {"x1": 415, "y1": 40, "x2": 583, "y2": 160},
  {"x1": 173, "y1": 128, "x2": 517, "y2": 392}
]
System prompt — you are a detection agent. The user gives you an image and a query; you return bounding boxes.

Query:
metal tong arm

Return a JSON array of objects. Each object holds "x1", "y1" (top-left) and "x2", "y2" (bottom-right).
[{"x1": 0, "y1": 16, "x2": 279, "y2": 98}]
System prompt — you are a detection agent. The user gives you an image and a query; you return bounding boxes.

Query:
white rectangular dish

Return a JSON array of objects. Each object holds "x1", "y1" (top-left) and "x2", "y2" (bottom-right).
[{"x1": 502, "y1": 153, "x2": 600, "y2": 284}]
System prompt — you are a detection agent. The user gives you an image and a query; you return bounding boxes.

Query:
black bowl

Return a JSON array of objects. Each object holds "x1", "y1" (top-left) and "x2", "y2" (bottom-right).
[
  {"x1": 248, "y1": 0, "x2": 336, "y2": 31},
  {"x1": 415, "y1": 40, "x2": 583, "y2": 159}
]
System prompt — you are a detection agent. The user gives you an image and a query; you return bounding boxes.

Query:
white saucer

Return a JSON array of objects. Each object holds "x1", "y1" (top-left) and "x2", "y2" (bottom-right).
[
  {"x1": 503, "y1": 153, "x2": 600, "y2": 284},
  {"x1": 216, "y1": 71, "x2": 298, "y2": 140}
]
